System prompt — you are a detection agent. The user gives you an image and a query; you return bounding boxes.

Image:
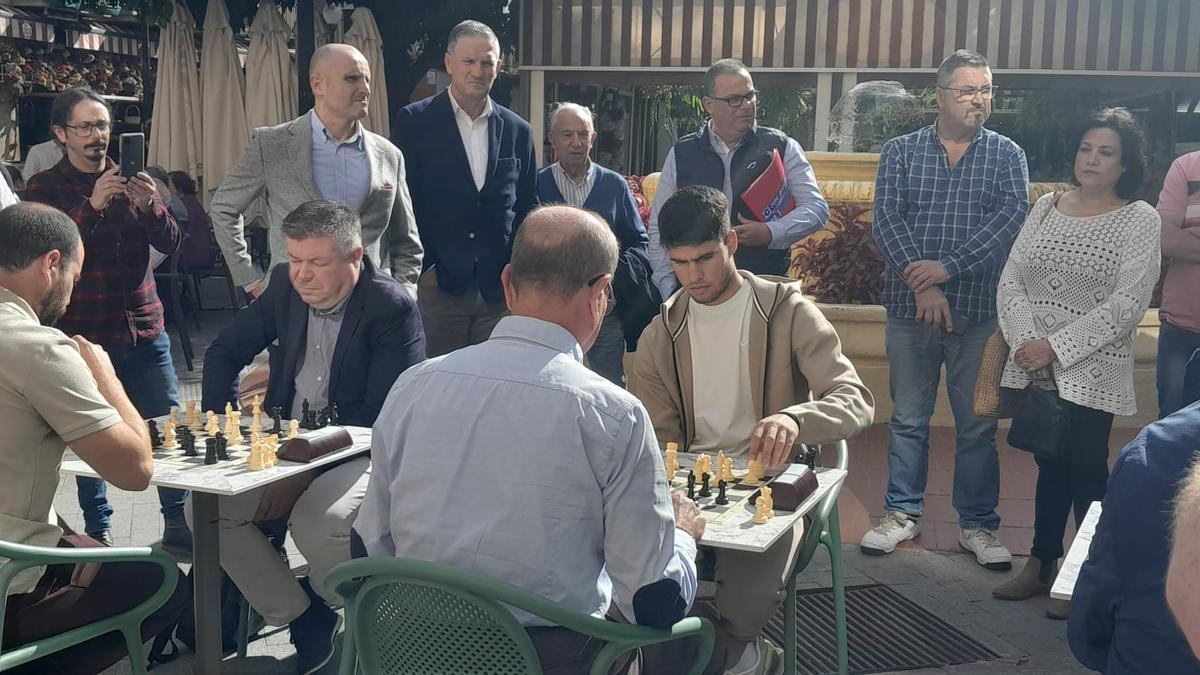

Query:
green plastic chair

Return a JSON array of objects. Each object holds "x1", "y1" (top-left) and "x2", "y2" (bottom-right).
[
  {"x1": 784, "y1": 439, "x2": 850, "y2": 675},
  {"x1": 0, "y1": 540, "x2": 180, "y2": 674},
  {"x1": 326, "y1": 557, "x2": 715, "y2": 675}
]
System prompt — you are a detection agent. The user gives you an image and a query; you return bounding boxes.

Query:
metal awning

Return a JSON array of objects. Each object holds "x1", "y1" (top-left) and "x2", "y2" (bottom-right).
[
  {"x1": 68, "y1": 20, "x2": 152, "y2": 57},
  {"x1": 0, "y1": 5, "x2": 56, "y2": 44}
]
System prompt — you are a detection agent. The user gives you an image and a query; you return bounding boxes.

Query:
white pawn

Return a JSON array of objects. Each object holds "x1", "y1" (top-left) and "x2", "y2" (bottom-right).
[
  {"x1": 228, "y1": 411, "x2": 244, "y2": 445},
  {"x1": 744, "y1": 459, "x2": 765, "y2": 484},
  {"x1": 753, "y1": 486, "x2": 774, "y2": 525},
  {"x1": 205, "y1": 411, "x2": 219, "y2": 435},
  {"x1": 287, "y1": 419, "x2": 300, "y2": 440}
]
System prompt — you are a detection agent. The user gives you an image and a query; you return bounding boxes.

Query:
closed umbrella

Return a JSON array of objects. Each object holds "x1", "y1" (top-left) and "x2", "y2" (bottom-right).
[
  {"x1": 244, "y1": 2, "x2": 297, "y2": 131},
  {"x1": 198, "y1": 0, "x2": 248, "y2": 206},
  {"x1": 344, "y1": 7, "x2": 388, "y2": 136},
  {"x1": 147, "y1": 1, "x2": 201, "y2": 179}
]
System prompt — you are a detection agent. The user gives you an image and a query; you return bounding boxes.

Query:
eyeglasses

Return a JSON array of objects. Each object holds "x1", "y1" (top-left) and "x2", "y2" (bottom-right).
[
  {"x1": 60, "y1": 121, "x2": 112, "y2": 137},
  {"x1": 588, "y1": 273, "x2": 616, "y2": 316},
  {"x1": 938, "y1": 85, "x2": 999, "y2": 102},
  {"x1": 554, "y1": 130, "x2": 592, "y2": 142},
  {"x1": 707, "y1": 90, "x2": 759, "y2": 108}
]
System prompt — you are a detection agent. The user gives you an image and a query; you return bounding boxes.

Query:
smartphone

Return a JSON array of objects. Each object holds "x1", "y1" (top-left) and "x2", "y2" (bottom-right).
[
  {"x1": 948, "y1": 309, "x2": 971, "y2": 336},
  {"x1": 119, "y1": 132, "x2": 145, "y2": 178}
]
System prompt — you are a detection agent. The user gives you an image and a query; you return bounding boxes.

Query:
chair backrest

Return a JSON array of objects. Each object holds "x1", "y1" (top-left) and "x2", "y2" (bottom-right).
[
  {"x1": 795, "y1": 439, "x2": 849, "y2": 567},
  {"x1": 348, "y1": 574, "x2": 542, "y2": 674}
]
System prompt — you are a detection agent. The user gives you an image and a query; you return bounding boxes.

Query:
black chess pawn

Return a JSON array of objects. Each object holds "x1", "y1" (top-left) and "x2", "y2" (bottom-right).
[
  {"x1": 147, "y1": 420, "x2": 161, "y2": 447},
  {"x1": 715, "y1": 479, "x2": 729, "y2": 505},
  {"x1": 301, "y1": 400, "x2": 312, "y2": 429},
  {"x1": 328, "y1": 402, "x2": 339, "y2": 426},
  {"x1": 271, "y1": 406, "x2": 283, "y2": 435},
  {"x1": 204, "y1": 437, "x2": 217, "y2": 465},
  {"x1": 687, "y1": 470, "x2": 696, "y2": 500},
  {"x1": 699, "y1": 472, "x2": 712, "y2": 498}
]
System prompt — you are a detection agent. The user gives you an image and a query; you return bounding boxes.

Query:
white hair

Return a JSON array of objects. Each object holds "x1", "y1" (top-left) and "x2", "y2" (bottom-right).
[{"x1": 548, "y1": 102, "x2": 595, "y2": 132}]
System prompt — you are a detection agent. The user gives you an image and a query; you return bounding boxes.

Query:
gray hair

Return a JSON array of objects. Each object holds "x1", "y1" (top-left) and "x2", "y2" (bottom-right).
[
  {"x1": 705, "y1": 58, "x2": 750, "y2": 96},
  {"x1": 509, "y1": 205, "x2": 618, "y2": 300},
  {"x1": 447, "y1": 20, "x2": 500, "y2": 56},
  {"x1": 936, "y1": 49, "x2": 991, "y2": 88},
  {"x1": 281, "y1": 200, "x2": 363, "y2": 258},
  {"x1": 548, "y1": 102, "x2": 595, "y2": 133}
]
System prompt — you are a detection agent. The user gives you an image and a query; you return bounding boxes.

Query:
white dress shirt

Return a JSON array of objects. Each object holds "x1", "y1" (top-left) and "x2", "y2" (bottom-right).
[
  {"x1": 448, "y1": 89, "x2": 493, "y2": 191},
  {"x1": 0, "y1": 170, "x2": 18, "y2": 210}
]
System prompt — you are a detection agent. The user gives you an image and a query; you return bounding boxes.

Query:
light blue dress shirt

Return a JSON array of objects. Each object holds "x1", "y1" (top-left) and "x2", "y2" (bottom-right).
[
  {"x1": 310, "y1": 109, "x2": 370, "y2": 210},
  {"x1": 356, "y1": 315, "x2": 698, "y2": 626}
]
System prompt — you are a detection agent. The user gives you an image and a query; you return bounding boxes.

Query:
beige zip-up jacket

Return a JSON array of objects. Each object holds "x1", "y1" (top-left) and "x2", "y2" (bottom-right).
[{"x1": 631, "y1": 271, "x2": 874, "y2": 451}]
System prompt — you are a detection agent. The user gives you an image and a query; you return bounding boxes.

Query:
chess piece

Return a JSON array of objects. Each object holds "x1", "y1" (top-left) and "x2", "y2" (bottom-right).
[
  {"x1": 249, "y1": 413, "x2": 262, "y2": 434},
  {"x1": 715, "y1": 479, "x2": 729, "y2": 505},
  {"x1": 288, "y1": 419, "x2": 300, "y2": 439},
  {"x1": 696, "y1": 454, "x2": 711, "y2": 481},
  {"x1": 225, "y1": 402, "x2": 233, "y2": 418},
  {"x1": 162, "y1": 421, "x2": 178, "y2": 449},
  {"x1": 247, "y1": 441, "x2": 267, "y2": 470},
  {"x1": 328, "y1": 402, "x2": 340, "y2": 426},
  {"x1": 317, "y1": 406, "x2": 330, "y2": 429},
  {"x1": 169, "y1": 406, "x2": 178, "y2": 423},
  {"x1": 252, "y1": 393, "x2": 262, "y2": 416},
  {"x1": 250, "y1": 430, "x2": 261, "y2": 447},
  {"x1": 204, "y1": 437, "x2": 217, "y2": 465},
  {"x1": 744, "y1": 459, "x2": 765, "y2": 484},
  {"x1": 687, "y1": 470, "x2": 696, "y2": 500},
  {"x1": 205, "y1": 411, "x2": 219, "y2": 435},
  {"x1": 183, "y1": 432, "x2": 197, "y2": 457},
  {"x1": 266, "y1": 434, "x2": 279, "y2": 466},
  {"x1": 228, "y1": 412, "x2": 243, "y2": 445},
  {"x1": 301, "y1": 400, "x2": 311, "y2": 429},
  {"x1": 147, "y1": 420, "x2": 161, "y2": 447},
  {"x1": 752, "y1": 486, "x2": 774, "y2": 524},
  {"x1": 721, "y1": 456, "x2": 736, "y2": 482},
  {"x1": 715, "y1": 450, "x2": 727, "y2": 478},
  {"x1": 665, "y1": 441, "x2": 679, "y2": 453},
  {"x1": 699, "y1": 472, "x2": 712, "y2": 498},
  {"x1": 271, "y1": 406, "x2": 283, "y2": 435},
  {"x1": 216, "y1": 433, "x2": 230, "y2": 461},
  {"x1": 664, "y1": 445, "x2": 679, "y2": 482}
]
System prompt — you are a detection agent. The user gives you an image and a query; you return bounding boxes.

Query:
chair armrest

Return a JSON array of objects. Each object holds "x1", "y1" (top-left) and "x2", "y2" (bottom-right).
[{"x1": 0, "y1": 542, "x2": 177, "y2": 595}]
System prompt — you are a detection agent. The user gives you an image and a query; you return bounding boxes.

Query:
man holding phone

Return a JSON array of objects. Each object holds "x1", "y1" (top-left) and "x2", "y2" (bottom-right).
[
  {"x1": 864, "y1": 50, "x2": 1029, "y2": 569},
  {"x1": 23, "y1": 87, "x2": 189, "y2": 551}
]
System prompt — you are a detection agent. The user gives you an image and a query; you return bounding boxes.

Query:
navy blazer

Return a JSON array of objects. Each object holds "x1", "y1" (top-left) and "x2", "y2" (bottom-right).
[
  {"x1": 392, "y1": 91, "x2": 537, "y2": 303},
  {"x1": 201, "y1": 258, "x2": 425, "y2": 427}
]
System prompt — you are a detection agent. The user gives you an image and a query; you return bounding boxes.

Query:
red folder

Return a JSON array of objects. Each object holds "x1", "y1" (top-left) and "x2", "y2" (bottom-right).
[{"x1": 740, "y1": 149, "x2": 795, "y2": 221}]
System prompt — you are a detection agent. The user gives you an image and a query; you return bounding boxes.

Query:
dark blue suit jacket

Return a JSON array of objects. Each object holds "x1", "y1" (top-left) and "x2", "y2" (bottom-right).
[
  {"x1": 392, "y1": 91, "x2": 537, "y2": 303},
  {"x1": 1068, "y1": 402, "x2": 1200, "y2": 674},
  {"x1": 201, "y1": 258, "x2": 425, "y2": 427}
]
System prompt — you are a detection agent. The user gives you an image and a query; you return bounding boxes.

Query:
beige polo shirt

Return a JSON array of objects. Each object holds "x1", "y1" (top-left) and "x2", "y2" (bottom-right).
[{"x1": 0, "y1": 285, "x2": 121, "y2": 594}]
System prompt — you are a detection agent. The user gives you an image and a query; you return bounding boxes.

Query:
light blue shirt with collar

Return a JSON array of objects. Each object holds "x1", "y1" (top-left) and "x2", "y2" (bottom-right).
[
  {"x1": 357, "y1": 315, "x2": 698, "y2": 626},
  {"x1": 310, "y1": 109, "x2": 370, "y2": 210}
]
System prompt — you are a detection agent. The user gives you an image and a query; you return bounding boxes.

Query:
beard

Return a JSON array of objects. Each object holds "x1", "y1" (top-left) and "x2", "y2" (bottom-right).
[{"x1": 37, "y1": 279, "x2": 71, "y2": 327}]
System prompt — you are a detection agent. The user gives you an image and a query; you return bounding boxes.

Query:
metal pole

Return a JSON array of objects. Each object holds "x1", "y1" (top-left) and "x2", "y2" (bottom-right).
[
  {"x1": 297, "y1": 0, "x2": 315, "y2": 113},
  {"x1": 142, "y1": 17, "x2": 153, "y2": 135},
  {"x1": 192, "y1": 492, "x2": 223, "y2": 674}
]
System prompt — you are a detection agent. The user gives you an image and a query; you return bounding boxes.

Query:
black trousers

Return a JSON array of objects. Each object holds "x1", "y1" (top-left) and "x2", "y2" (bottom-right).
[{"x1": 1030, "y1": 398, "x2": 1114, "y2": 563}]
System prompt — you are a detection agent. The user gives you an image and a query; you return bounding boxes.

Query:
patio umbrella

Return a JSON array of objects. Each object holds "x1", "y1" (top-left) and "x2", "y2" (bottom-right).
[
  {"x1": 244, "y1": 1, "x2": 297, "y2": 131},
  {"x1": 198, "y1": 0, "x2": 248, "y2": 206},
  {"x1": 344, "y1": 7, "x2": 388, "y2": 136},
  {"x1": 147, "y1": 1, "x2": 201, "y2": 179}
]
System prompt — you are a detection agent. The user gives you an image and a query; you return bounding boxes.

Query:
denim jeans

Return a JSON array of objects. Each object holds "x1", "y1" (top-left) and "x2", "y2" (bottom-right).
[
  {"x1": 76, "y1": 331, "x2": 188, "y2": 535},
  {"x1": 1155, "y1": 318, "x2": 1200, "y2": 419},
  {"x1": 586, "y1": 314, "x2": 627, "y2": 387},
  {"x1": 883, "y1": 316, "x2": 1001, "y2": 530}
]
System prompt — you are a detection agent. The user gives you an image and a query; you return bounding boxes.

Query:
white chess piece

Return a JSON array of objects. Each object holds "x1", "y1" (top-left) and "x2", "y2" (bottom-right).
[{"x1": 752, "y1": 486, "x2": 774, "y2": 524}]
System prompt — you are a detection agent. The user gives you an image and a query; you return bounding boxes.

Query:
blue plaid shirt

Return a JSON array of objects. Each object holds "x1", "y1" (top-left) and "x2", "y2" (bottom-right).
[{"x1": 872, "y1": 125, "x2": 1029, "y2": 322}]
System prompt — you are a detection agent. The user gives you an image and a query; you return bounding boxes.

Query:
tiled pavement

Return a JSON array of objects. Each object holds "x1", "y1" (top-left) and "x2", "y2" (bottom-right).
[{"x1": 77, "y1": 302, "x2": 1094, "y2": 673}]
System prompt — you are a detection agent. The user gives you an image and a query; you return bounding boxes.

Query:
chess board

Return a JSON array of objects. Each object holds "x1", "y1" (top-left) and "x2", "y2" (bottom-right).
[
  {"x1": 669, "y1": 454, "x2": 767, "y2": 524},
  {"x1": 147, "y1": 413, "x2": 296, "y2": 467}
]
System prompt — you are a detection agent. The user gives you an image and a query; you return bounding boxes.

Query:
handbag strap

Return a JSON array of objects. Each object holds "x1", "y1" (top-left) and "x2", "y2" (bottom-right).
[{"x1": 1038, "y1": 191, "x2": 1062, "y2": 226}]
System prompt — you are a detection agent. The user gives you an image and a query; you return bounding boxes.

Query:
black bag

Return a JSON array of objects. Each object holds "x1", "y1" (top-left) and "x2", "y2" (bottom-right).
[{"x1": 1006, "y1": 386, "x2": 1071, "y2": 458}]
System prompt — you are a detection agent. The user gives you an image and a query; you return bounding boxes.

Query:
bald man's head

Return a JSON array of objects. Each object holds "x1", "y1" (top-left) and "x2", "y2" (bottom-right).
[
  {"x1": 508, "y1": 206, "x2": 618, "y2": 301},
  {"x1": 1168, "y1": 458, "x2": 1200, "y2": 661},
  {"x1": 310, "y1": 43, "x2": 371, "y2": 128}
]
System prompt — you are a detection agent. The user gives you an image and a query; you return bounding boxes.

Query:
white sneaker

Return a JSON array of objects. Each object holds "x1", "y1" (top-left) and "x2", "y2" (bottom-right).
[
  {"x1": 725, "y1": 636, "x2": 783, "y2": 675},
  {"x1": 859, "y1": 511, "x2": 920, "y2": 555},
  {"x1": 959, "y1": 527, "x2": 1013, "y2": 570}
]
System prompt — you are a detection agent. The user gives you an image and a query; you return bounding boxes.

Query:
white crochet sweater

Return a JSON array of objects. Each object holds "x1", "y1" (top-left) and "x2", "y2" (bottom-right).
[{"x1": 997, "y1": 192, "x2": 1161, "y2": 416}]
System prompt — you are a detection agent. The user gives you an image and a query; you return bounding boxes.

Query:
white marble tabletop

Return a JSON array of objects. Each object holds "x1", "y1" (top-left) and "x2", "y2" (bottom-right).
[
  {"x1": 59, "y1": 417, "x2": 372, "y2": 496},
  {"x1": 696, "y1": 467, "x2": 846, "y2": 553},
  {"x1": 1051, "y1": 500, "x2": 1103, "y2": 600}
]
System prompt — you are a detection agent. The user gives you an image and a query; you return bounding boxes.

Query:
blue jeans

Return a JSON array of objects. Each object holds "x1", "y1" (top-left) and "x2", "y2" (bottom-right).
[
  {"x1": 587, "y1": 314, "x2": 627, "y2": 387},
  {"x1": 1155, "y1": 318, "x2": 1200, "y2": 419},
  {"x1": 76, "y1": 332, "x2": 188, "y2": 535},
  {"x1": 883, "y1": 316, "x2": 1001, "y2": 530}
]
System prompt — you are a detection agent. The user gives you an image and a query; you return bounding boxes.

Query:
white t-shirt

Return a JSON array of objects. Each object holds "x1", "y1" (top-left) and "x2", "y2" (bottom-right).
[
  {"x1": 687, "y1": 281, "x2": 757, "y2": 455},
  {"x1": 0, "y1": 169, "x2": 17, "y2": 210}
]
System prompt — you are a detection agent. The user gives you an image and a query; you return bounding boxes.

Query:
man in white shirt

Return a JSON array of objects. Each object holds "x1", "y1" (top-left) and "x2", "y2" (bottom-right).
[
  {"x1": 21, "y1": 139, "x2": 63, "y2": 182},
  {"x1": 0, "y1": 164, "x2": 17, "y2": 209}
]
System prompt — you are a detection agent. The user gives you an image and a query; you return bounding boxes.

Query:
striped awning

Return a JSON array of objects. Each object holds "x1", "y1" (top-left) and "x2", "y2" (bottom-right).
[
  {"x1": 522, "y1": 0, "x2": 1200, "y2": 74},
  {"x1": 0, "y1": 6, "x2": 56, "y2": 44},
  {"x1": 69, "y1": 22, "x2": 151, "y2": 57}
]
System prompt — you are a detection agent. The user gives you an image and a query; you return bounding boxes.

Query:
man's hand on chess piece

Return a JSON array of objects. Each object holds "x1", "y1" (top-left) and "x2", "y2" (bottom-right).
[
  {"x1": 672, "y1": 491, "x2": 706, "y2": 542},
  {"x1": 750, "y1": 413, "x2": 800, "y2": 469},
  {"x1": 254, "y1": 471, "x2": 316, "y2": 521}
]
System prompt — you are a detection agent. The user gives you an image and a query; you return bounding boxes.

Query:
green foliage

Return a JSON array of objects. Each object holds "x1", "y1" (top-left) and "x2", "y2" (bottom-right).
[
  {"x1": 850, "y1": 97, "x2": 926, "y2": 152},
  {"x1": 647, "y1": 84, "x2": 816, "y2": 144},
  {"x1": 1008, "y1": 89, "x2": 1105, "y2": 181}
]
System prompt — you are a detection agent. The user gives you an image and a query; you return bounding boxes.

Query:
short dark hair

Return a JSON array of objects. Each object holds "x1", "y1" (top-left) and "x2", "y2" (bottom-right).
[
  {"x1": 1072, "y1": 107, "x2": 1147, "y2": 200},
  {"x1": 168, "y1": 171, "x2": 197, "y2": 195},
  {"x1": 705, "y1": 58, "x2": 750, "y2": 96},
  {"x1": 936, "y1": 49, "x2": 990, "y2": 88},
  {"x1": 281, "y1": 200, "x2": 363, "y2": 258},
  {"x1": 658, "y1": 186, "x2": 729, "y2": 249},
  {"x1": 0, "y1": 203, "x2": 81, "y2": 272},
  {"x1": 509, "y1": 206, "x2": 618, "y2": 300},
  {"x1": 50, "y1": 87, "x2": 111, "y2": 131}
]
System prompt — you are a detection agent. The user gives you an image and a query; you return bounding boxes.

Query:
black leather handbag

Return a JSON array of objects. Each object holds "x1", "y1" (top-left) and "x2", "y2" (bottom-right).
[{"x1": 1006, "y1": 386, "x2": 1071, "y2": 458}]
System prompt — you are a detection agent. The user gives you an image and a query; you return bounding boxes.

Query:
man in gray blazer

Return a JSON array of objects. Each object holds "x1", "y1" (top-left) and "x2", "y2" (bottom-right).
[{"x1": 211, "y1": 43, "x2": 421, "y2": 299}]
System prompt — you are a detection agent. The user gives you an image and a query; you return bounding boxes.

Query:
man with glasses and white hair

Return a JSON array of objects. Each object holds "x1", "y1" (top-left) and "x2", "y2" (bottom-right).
[
  {"x1": 647, "y1": 58, "x2": 828, "y2": 297},
  {"x1": 537, "y1": 102, "x2": 659, "y2": 386},
  {"x1": 862, "y1": 50, "x2": 1030, "y2": 569}
]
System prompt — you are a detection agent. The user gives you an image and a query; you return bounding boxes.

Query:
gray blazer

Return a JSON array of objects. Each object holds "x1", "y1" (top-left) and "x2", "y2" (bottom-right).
[{"x1": 210, "y1": 112, "x2": 422, "y2": 293}]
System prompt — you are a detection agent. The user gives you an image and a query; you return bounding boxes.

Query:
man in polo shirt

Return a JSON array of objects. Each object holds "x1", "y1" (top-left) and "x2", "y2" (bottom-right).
[
  {"x1": 1155, "y1": 151, "x2": 1200, "y2": 418},
  {"x1": 0, "y1": 202, "x2": 187, "y2": 673}
]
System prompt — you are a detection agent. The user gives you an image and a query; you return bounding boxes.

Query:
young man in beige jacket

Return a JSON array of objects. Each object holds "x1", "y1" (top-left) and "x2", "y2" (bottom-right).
[{"x1": 632, "y1": 185, "x2": 874, "y2": 675}]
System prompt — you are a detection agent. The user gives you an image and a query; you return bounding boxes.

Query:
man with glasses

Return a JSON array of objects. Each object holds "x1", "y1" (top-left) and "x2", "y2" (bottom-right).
[
  {"x1": 862, "y1": 50, "x2": 1030, "y2": 570},
  {"x1": 536, "y1": 102, "x2": 659, "y2": 386},
  {"x1": 647, "y1": 58, "x2": 828, "y2": 298},
  {"x1": 23, "y1": 87, "x2": 191, "y2": 552}
]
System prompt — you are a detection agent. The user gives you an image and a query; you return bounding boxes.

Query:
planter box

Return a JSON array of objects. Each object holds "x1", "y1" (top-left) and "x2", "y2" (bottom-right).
[{"x1": 817, "y1": 302, "x2": 1161, "y2": 430}]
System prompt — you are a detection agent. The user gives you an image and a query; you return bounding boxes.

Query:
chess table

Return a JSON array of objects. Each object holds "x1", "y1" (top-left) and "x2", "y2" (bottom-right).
[
  {"x1": 1051, "y1": 500, "x2": 1103, "y2": 601},
  {"x1": 60, "y1": 423, "x2": 373, "y2": 674}
]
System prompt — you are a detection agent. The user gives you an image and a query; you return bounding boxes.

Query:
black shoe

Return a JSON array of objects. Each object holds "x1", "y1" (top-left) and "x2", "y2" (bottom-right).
[
  {"x1": 289, "y1": 598, "x2": 342, "y2": 675},
  {"x1": 162, "y1": 524, "x2": 194, "y2": 554},
  {"x1": 88, "y1": 530, "x2": 114, "y2": 546}
]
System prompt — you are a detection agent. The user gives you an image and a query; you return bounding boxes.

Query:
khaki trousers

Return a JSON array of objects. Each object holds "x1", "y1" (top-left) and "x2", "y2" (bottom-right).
[
  {"x1": 417, "y1": 268, "x2": 508, "y2": 358},
  {"x1": 185, "y1": 457, "x2": 371, "y2": 626}
]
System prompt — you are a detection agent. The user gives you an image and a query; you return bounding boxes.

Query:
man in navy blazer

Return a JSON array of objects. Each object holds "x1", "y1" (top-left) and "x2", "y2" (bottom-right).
[
  {"x1": 392, "y1": 20, "x2": 537, "y2": 358},
  {"x1": 197, "y1": 200, "x2": 424, "y2": 674}
]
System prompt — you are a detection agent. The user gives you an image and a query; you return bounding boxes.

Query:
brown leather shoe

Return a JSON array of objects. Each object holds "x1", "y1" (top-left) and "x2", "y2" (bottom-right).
[{"x1": 992, "y1": 557, "x2": 1055, "y2": 600}]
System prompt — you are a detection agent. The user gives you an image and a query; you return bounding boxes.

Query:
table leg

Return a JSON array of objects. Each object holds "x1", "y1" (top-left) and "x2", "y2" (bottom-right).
[
  {"x1": 784, "y1": 571, "x2": 798, "y2": 675},
  {"x1": 192, "y1": 492, "x2": 222, "y2": 674},
  {"x1": 827, "y1": 506, "x2": 848, "y2": 675}
]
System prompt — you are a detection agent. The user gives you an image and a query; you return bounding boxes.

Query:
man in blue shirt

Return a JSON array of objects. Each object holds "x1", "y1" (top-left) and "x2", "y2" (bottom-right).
[{"x1": 862, "y1": 50, "x2": 1029, "y2": 570}]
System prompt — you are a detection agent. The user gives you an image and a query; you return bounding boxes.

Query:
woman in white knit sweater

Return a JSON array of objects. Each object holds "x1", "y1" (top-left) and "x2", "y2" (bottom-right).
[{"x1": 991, "y1": 108, "x2": 1161, "y2": 615}]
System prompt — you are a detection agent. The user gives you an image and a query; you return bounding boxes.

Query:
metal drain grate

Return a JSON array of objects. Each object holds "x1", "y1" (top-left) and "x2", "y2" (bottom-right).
[{"x1": 762, "y1": 584, "x2": 1000, "y2": 675}]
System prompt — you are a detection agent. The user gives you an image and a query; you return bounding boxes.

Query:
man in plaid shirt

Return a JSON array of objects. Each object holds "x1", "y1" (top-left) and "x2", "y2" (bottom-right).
[
  {"x1": 862, "y1": 51, "x2": 1029, "y2": 570},
  {"x1": 24, "y1": 87, "x2": 190, "y2": 551}
]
